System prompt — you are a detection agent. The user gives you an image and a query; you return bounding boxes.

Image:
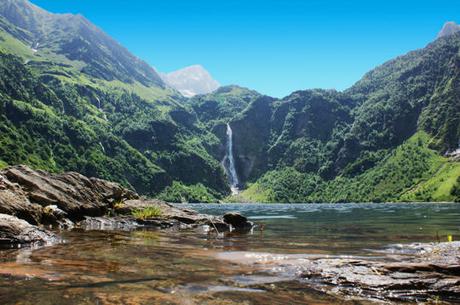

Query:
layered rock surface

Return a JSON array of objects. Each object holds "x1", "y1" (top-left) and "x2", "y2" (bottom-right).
[
  {"x1": 219, "y1": 242, "x2": 460, "y2": 303},
  {"x1": 299, "y1": 242, "x2": 460, "y2": 302},
  {"x1": 0, "y1": 165, "x2": 138, "y2": 225}
]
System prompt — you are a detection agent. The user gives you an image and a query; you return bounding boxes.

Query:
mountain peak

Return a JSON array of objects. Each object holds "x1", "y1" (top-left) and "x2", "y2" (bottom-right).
[
  {"x1": 437, "y1": 21, "x2": 460, "y2": 38},
  {"x1": 161, "y1": 65, "x2": 220, "y2": 97},
  {"x1": 0, "y1": 0, "x2": 164, "y2": 87}
]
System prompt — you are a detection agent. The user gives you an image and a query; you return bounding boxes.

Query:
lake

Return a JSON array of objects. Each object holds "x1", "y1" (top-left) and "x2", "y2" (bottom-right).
[{"x1": 0, "y1": 203, "x2": 459, "y2": 304}]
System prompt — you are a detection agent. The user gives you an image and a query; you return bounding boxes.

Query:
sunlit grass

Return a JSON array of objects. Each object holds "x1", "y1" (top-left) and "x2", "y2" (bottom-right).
[
  {"x1": 131, "y1": 206, "x2": 163, "y2": 220},
  {"x1": 0, "y1": 160, "x2": 8, "y2": 169}
]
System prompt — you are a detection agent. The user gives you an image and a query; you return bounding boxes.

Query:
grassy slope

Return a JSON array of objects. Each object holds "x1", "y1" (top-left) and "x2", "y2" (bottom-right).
[
  {"x1": 400, "y1": 161, "x2": 460, "y2": 202},
  {"x1": 238, "y1": 132, "x2": 460, "y2": 203},
  {"x1": 0, "y1": 30, "x2": 34, "y2": 58}
]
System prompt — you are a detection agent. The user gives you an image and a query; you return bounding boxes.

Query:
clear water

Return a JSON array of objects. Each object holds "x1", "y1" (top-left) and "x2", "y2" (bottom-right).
[{"x1": 0, "y1": 203, "x2": 459, "y2": 305}]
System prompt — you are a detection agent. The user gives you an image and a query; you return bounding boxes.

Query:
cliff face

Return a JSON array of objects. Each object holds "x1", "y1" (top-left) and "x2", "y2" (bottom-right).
[{"x1": 232, "y1": 96, "x2": 275, "y2": 182}]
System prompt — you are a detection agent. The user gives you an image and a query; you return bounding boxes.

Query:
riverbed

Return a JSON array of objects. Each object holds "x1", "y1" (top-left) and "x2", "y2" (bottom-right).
[{"x1": 0, "y1": 203, "x2": 459, "y2": 304}]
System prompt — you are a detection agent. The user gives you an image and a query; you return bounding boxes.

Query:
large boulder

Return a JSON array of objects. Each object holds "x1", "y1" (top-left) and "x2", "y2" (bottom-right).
[
  {"x1": 0, "y1": 213, "x2": 58, "y2": 246},
  {"x1": 0, "y1": 165, "x2": 138, "y2": 223}
]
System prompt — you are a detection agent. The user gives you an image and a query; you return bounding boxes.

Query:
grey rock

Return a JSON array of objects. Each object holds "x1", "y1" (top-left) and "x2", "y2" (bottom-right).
[
  {"x1": 438, "y1": 21, "x2": 460, "y2": 38},
  {"x1": 298, "y1": 242, "x2": 460, "y2": 302},
  {"x1": 0, "y1": 213, "x2": 58, "y2": 246},
  {"x1": 0, "y1": 165, "x2": 138, "y2": 223}
]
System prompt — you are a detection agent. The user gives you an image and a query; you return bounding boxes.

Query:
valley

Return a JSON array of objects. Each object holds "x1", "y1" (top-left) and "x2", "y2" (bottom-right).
[{"x1": 0, "y1": 0, "x2": 458, "y2": 203}]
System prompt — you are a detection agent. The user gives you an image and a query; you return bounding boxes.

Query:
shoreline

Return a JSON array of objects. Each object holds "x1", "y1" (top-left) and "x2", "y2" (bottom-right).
[{"x1": 0, "y1": 165, "x2": 254, "y2": 248}]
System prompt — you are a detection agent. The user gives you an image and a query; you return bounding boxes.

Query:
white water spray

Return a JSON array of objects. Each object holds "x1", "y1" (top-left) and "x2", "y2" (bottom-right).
[{"x1": 222, "y1": 123, "x2": 240, "y2": 194}]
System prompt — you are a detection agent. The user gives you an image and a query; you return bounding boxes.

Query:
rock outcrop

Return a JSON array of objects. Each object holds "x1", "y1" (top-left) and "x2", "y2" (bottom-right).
[
  {"x1": 0, "y1": 165, "x2": 255, "y2": 246},
  {"x1": 114, "y1": 199, "x2": 254, "y2": 232},
  {"x1": 0, "y1": 165, "x2": 138, "y2": 225}
]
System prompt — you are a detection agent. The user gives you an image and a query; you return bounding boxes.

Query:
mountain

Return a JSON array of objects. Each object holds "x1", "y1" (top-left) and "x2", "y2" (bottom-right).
[
  {"x1": 0, "y1": 0, "x2": 164, "y2": 86},
  {"x1": 161, "y1": 65, "x2": 220, "y2": 97},
  {"x1": 438, "y1": 21, "x2": 460, "y2": 38},
  {"x1": 223, "y1": 27, "x2": 460, "y2": 203},
  {"x1": 190, "y1": 85, "x2": 261, "y2": 128},
  {"x1": 0, "y1": 0, "x2": 229, "y2": 201},
  {"x1": 0, "y1": 0, "x2": 458, "y2": 203}
]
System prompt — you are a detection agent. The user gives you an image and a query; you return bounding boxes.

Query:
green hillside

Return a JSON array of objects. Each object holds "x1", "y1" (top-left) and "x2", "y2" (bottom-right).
[
  {"x1": 240, "y1": 132, "x2": 460, "y2": 203},
  {"x1": 0, "y1": 0, "x2": 229, "y2": 199},
  {"x1": 0, "y1": 0, "x2": 458, "y2": 203}
]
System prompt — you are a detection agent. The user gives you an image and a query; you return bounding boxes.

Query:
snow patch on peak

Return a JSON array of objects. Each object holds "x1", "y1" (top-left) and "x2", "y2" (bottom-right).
[{"x1": 161, "y1": 65, "x2": 220, "y2": 97}]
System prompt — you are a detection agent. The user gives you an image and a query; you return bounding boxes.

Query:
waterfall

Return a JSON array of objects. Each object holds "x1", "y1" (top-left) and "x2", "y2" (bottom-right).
[{"x1": 222, "y1": 123, "x2": 240, "y2": 194}]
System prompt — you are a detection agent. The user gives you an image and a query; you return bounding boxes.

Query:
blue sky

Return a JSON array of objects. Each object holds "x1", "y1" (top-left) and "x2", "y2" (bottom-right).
[{"x1": 32, "y1": 0, "x2": 457, "y2": 98}]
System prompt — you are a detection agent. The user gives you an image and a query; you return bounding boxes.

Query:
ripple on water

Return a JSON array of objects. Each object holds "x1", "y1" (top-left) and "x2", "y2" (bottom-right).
[{"x1": 247, "y1": 215, "x2": 297, "y2": 220}]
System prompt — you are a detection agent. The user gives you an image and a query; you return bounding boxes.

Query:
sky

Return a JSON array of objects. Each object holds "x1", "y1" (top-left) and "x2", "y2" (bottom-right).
[{"x1": 32, "y1": 0, "x2": 457, "y2": 98}]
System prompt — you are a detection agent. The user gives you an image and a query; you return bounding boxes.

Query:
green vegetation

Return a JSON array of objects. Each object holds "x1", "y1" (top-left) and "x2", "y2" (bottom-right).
[
  {"x1": 0, "y1": 2, "x2": 230, "y2": 198},
  {"x1": 401, "y1": 161, "x2": 460, "y2": 202},
  {"x1": 190, "y1": 85, "x2": 260, "y2": 129},
  {"x1": 239, "y1": 132, "x2": 460, "y2": 203},
  {"x1": 0, "y1": 0, "x2": 458, "y2": 203},
  {"x1": 0, "y1": 160, "x2": 8, "y2": 169},
  {"x1": 157, "y1": 181, "x2": 220, "y2": 203},
  {"x1": 132, "y1": 206, "x2": 163, "y2": 220},
  {"x1": 228, "y1": 33, "x2": 460, "y2": 203},
  {"x1": 451, "y1": 177, "x2": 460, "y2": 202},
  {"x1": 241, "y1": 168, "x2": 320, "y2": 203}
]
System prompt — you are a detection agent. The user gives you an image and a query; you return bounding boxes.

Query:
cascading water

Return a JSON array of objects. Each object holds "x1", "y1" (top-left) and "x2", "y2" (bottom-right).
[{"x1": 222, "y1": 123, "x2": 240, "y2": 194}]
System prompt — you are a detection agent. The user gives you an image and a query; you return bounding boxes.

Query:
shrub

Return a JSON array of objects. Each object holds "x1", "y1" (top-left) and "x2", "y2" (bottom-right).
[{"x1": 131, "y1": 206, "x2": 162, "y2": 220}]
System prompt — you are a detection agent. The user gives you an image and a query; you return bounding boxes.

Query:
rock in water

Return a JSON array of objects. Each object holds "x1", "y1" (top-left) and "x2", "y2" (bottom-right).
[
  {"x1": 299, "y1": 242, "x2": 460, "y2": 302},
  {"x1": 0, "y1": 214, "x2": 58, "y2": 246},
  {"x1": 223, "y1": 212, "x2": 253, "y2": 231}
]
